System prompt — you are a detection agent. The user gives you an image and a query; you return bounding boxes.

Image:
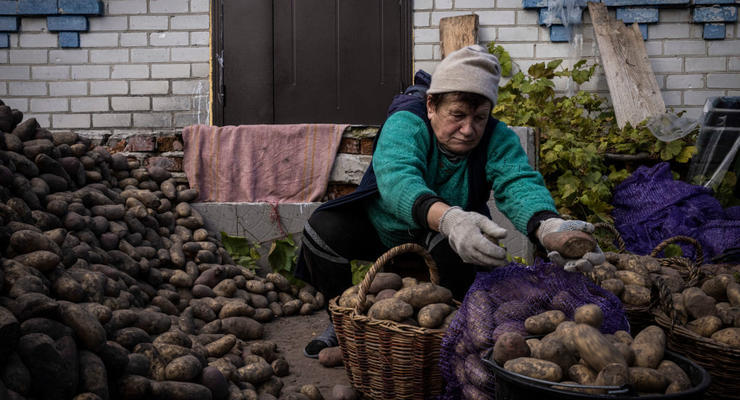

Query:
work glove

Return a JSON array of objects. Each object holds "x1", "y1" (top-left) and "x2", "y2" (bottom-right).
[
  {"x1": 438, "y1": 206, "x2": 508, "y2": 266},
  {"x1": 536, "y1": 217, "x2": 605, "y2": 273}
]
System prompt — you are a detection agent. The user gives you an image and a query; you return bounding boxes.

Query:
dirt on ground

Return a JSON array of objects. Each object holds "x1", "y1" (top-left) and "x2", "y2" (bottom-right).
[{"x1": 263, "y1": 311, "x2": 351, "y2": 398}]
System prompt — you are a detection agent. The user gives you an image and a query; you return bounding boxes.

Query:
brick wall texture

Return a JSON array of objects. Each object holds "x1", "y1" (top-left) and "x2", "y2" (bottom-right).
[
  {"x1": 414, "y1": 3, "x2": 740, "y2": 121},
  {"x1": 0, "y1": 0, "x2": 738, "y2": 178}
]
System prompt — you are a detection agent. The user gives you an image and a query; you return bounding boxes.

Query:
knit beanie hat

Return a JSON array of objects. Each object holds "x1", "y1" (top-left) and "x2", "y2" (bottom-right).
[{"x1": 427, "y1": 45, "x2": 501, "y2": 106}]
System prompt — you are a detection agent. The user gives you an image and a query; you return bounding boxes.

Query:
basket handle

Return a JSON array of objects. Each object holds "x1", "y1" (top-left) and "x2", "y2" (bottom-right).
[
  {"x1": 593, "y1": 222, "x2": 627, "y2": 253},
  {"x1": 649, "y1": 235, "x2": 704, "y2": 287},
  {"x1": 353, "y1": 243, "x2": 439, "y2": 315}
]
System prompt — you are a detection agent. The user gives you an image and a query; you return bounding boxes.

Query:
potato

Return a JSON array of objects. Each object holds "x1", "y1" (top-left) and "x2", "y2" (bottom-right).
[
  {"x1": 615, "y1": 270, "x2": 651, "y2": 287},
  {"x1": 716, "y1": 303, "x2": 740, "y2": 327},
  {"x1": 657, "y1": 360, "x2": 691, "y2": 393},
  {"x1": 318, "y1": 346, "x2": 343, "y2": 367},
  {"x1": 401, "y1": 277, "x2": 418, "y2": 288},
  {"x1": 204, "y1": 334, "x2": 236, "y2": 358},
  {"x1": 572, "y1": 324, "x2": 626, "y2": 372},
  {"x1": 393, "y1": 282, "x2": 452, "y2": 309},
  {"x1": 493, "y1": 332, "x2": 530, "y2": 364},
  {"x1": 567, "y1": 363, "x2": 596, "y2": 385},
  {"x1": 613, "y1": 342, "x2": 635, "y2": 366},
  {"x1": 464, "y1": 353, "x2": 492, "y2": 390},
  {"x1": 535, "y1": 335, "x2": 577, "y2": 372},
  {"x1": 165, "y1": 355, "x2": 202, "y2": 381},
  {"x1": 300, "y1": 384, "x2": 323, "y2": 400},
  {"x1": 592, "y1": 263, "x2": 617, "y2": 282},
  {"x1": 417, "y1": 303, "x2": 453, "y2": 328},
  {"x1": 613, "y1": 330, "x2": 633, "y2": 345},
  {"x1": 600, "y1": 278, "x2": 624, "y2": 297},
  {"x1": 701, "y1": 275, "x2": 732, "y2": 301},
  {"x1": 368, "y1": 272, "x2": 402, "y2": 294},
  {"x1": 629, "y1": 367, "x2": 670, "y2": 393},
  {"x1": 373, "y1": 288, "x2": 396, "y2": 302},
  {"x1": 631, "y1": 325, "x2": 665, "y2": 369},
  {"x1": 711, "y1": 327, "x2": 740, "y2": 347},
  {"x1": 526, "y1": 338, "x2": 541, "y2": 354},
  {"x1": 595, "y1": 362, "x2": 629, "y2": 387},
  {"x1": 552, "y1": 321, "x2": 577, "y2": 352},
  {"x1": 331, "y1": 384, "x2": 358, "y2": 400},
  {"x1": 621, "y1": 284, "x2": 651, "y2": 306},
  {"x1": 337, "y1": 286, "x2": 361, "y2": 308},
  {"x1": 687, "y1": 315, "x2": 723, "y2": 337},
  {"x1": 237, "y1": 359, "x2": 273, "y2": 384},
  {"x1": 682, "y1": 287, "x2": 717, "y2": 319},
  {"x1": 367, "y1": 298, "x2": 413, "y2": 322},
  {"x1": 461, "y1": 384, "x2": 494, "y2": 400},
  {"x1": 503, "y1": 357, "x2": 562, "y2": 382},
  {"x1": 220, "y1": 317, "x2": 263, "y2": 340},
  {"x1": 150, "y1": 381, "x2": 212, "y2": 400},
  {"x1": 574, "y1": 304, "x2": 603, "y2": 329},
  {"x1": 524, "y1": 310, "x2": 566, "y2": 335},
  {"x1": 727, "y1": 282, "x2": 740, "y2": 307}
]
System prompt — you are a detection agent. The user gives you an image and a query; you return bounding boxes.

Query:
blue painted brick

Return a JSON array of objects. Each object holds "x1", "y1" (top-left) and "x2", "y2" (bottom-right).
[
  {"x1": 695, "y1": 0, "x2": 735, "y2": 4},
  {"x1": 693, "y1": 7, "x2": 737, "y2": 23},
  {"x1": 550, "y1": 25, "x2": 570, "y2": 42},
  {"x1": 0, "y1": 32, "x2": 8, "y2": 47},
  {"x1": 0, "y1": 1, "x2": 17, "y2": 15},
  {"x1": 0, "y1": 15, "x2": 18, "y2": 30},
  {"x1": 523, "y1": 0, "x2": 547, "y2": 9},
  {"x1": 603, "y1": 0, "x2": 687, "y2": 6},
  {"x1": 539, "y1": 8, "x2": 583, "y2": 25},
  {"x1": 616, "y1": 7, "x2": 659, "y2": 23},
  {"x1": 59, "y1": 0, "x2": 103, "y2": 15},
  {"x1": 18, "y1": 0, "x2": 58, "y2": 15},
  {"x1": 47, "y1": 15, "x2": 88, "y2": 31},
  {"x1": 703, "y1": 23, "x2": 726, "y2": 39},
  {"x1": 58, "y1": 31, "x2": 79, "y2": 48},
  {"x1": 638, "y1": 23, "x2": 648, "y2": 40}
]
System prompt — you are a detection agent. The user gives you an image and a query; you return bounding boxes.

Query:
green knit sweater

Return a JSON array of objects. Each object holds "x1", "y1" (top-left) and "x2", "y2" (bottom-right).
[{"x1": 367, "y1": 110, "x2": 557, "y2": 248}]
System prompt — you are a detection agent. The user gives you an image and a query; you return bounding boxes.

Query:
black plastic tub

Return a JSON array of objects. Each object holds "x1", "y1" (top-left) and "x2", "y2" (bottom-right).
[{"x1": 482, "y1": 349, "x2": 711, "y2": 400}]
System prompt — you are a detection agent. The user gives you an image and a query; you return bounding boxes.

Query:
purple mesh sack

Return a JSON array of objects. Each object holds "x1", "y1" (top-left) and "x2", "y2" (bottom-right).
[
  {"x1": 438, "y1": 260, "x2": 628, "y2": 400},
  {"x1": 612, "y1": 162, "x2": 740, "y2": 260}
]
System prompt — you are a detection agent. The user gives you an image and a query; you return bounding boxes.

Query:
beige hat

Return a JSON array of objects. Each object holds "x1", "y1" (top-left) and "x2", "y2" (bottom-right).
[{"x1": 427, "y1": 45, "x2": 501, "y2": 106}]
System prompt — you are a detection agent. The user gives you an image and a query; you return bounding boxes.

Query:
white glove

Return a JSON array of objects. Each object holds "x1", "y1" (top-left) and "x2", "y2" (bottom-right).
[
  {"x1": 438, "y1": 206, "x2": 508, "y2": 266},
  {"x1": 536, "y1": 217, "x2": 605, "y2": 273}
]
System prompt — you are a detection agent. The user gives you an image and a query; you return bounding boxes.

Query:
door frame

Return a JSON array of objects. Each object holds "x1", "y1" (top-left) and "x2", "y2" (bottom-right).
[{"x1": 210, "y1": 0, "x2": 413, "y2": 126}]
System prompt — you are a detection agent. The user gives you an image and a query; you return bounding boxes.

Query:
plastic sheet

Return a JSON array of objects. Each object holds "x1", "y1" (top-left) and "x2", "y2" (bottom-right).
[{"x1": 687, "y1": 96, "x2": 740, "y2": 191}]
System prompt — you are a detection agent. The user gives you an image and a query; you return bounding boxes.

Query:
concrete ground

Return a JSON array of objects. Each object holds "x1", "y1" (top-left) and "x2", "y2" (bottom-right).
[{"x1": 263, "y1": 311, "x2": 351, "y2": 398}]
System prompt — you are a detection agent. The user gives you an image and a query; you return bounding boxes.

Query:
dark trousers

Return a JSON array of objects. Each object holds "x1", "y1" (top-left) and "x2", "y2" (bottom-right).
[{"x1": 299, "y1": 202, "x2": 482, "y2": 302}]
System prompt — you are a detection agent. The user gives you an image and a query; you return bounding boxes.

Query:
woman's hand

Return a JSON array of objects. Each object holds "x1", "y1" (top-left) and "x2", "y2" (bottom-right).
[
  {"x1": 438, "y1": 206, "x2": 508, "y2": 266},
  {"x1": 536, "y1": 218, "x2": 605, "y2": 272}
]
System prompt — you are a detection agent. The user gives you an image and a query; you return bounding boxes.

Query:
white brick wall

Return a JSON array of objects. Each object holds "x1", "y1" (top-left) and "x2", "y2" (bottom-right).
[
  {"x1": 0, "y1": 0, "x2": 736, "y2": 138},
  {"x1": 0, "y1": 0, "x2": 209, "y2": 135},
  {"x1": 411, "y1": 2, "x2": 739, "y2": 118}
]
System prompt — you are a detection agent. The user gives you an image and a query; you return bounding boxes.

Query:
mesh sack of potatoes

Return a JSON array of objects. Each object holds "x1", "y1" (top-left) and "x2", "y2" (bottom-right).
[{"x1": 438, "y1": 260, "x2": 629, "y2": 400}]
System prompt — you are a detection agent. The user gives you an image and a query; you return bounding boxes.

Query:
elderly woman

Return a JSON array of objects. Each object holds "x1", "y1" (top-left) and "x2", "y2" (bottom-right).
[{"x1": 297, "y1": 45, "x2": 604, "y2": 357}]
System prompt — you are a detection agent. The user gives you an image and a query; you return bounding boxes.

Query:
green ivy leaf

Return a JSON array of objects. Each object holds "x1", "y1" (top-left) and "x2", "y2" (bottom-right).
[
  {"x1": 663, "y1": 244, "x2": 683, "y2": 258},
  {"x1": 268, "y1": 234, "x2": 297, "y2": 273},
  {"x1": 220, "y1": 232, "x2": 260, "y2": 270},
  {"x1": 350, "y1": 260, "x2": 372, "y2": 285}
]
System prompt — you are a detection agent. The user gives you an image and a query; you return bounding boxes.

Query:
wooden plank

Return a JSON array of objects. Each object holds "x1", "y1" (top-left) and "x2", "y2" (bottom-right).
[
  {"x1": 588, "y1": 2, "x2": 665, "y2": 128},
  {"x1": 439, "y1": 14, "x2": 478, "y2": 58}
]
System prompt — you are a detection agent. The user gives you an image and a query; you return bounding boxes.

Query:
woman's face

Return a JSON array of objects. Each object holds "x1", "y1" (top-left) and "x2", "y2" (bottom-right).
[{"x1": 427, "y1": 95, "x2": 491, "y2": 155}]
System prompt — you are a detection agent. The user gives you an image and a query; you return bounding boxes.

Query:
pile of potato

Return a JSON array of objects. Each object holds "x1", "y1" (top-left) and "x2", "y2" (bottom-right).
[
  {"x1": 493, "y1": 304, "x2": 696, "y2": 395},
  {"x1": 337, "y1": 272, "x2": 457, "y2": 329},
  {"x1": 663, "y1": 273, "x2": 740, "y2": 347},
  {"x1": 0, "y1": 100, "x2": 326, "y2": 400},
  {"x1": 590, "y1": 253, "x2": 665, "y2": 307}
]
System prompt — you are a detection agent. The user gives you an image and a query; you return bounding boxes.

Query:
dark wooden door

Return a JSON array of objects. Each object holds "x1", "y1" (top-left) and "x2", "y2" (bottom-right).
[{"x1": 213, "y1": 0, "x2": 412, "y2": 126}]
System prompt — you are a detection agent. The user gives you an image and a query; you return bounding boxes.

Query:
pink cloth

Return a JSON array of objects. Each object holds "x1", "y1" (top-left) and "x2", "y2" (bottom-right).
[{"x1": 183, "y1": 124, "x2": 348, "y2": 202}]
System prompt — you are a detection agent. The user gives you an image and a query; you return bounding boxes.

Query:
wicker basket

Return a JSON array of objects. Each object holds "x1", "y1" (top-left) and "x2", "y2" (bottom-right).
[
  {"x1": 592, "y1": 225, "x2": 704, "y2": 334},
  {"x1": 329, "y1": 243, "x2": 448, "y2": 400},
  {"x1": 654, "y1": 311, "x2": 740, "y2": 399}
]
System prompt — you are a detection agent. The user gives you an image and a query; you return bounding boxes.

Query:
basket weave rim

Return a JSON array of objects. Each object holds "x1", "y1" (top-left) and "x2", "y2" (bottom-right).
[{"x1": 653, "y1": 310, "x2": 740, "y2": 355}]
